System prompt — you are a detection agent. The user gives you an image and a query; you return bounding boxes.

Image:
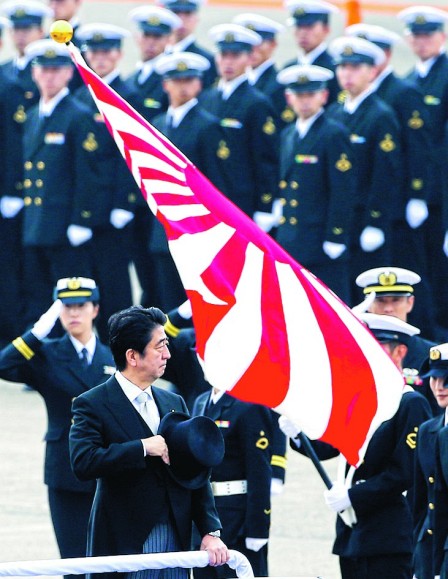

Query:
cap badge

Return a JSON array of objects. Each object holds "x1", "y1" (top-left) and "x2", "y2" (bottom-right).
[
  {"x1": 342, "y1": 45, "x2": 354, "y2": 56},
  {"x1": 378, "y1": 272, "x2": 397, "y2": 287},
  {"x1": 92, "y1": 33, "x2": 104, "y2": 42},
  {"x1": 67, "y1": 278, "x2": 81, "y2": 291},
  {"x1": 176, "y1": 61, "x2": 188, "y2": 71},
  {"x1": 294, "y1": 8, "x2": 305, "y2": 16},
  {"x1": 224, "y1": 33, "x2": 235, "y2": 42},
  {"x1": 148, "y1": 16, "x2": 161, "y2": 25},
  {"x1": 14, "y1": 9, "x2": 26, "y2": 18},
  {"x1": 44, "y1": 49, "x2": 57, "y2": 59},
  {"x1": 430, "y1": 348, "x2": 441, "y2": 361},
  {"x1": 297, "y1": 74, "x2": 309, "y2": 84},
  {"x1": 415, "y1": 15, "x2": 427, "y2": 25},
  {"x1": 246, "y1": 23, "x2": 256, "y2": 31}
]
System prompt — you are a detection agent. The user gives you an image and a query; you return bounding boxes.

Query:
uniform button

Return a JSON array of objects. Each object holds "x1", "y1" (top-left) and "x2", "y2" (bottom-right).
[
  {"x1": 290, "y1": 199, "x2": 299, "y2": 208},
  {"x1": 429, "y1": 503, "x2": 435, "y2": 510},
  {"x1": 429, "y1": 476, "x2": 435, "y2": 484},
  {"x1": 427, "y1": 529, "x2": 433, "y2": 535},
  {"x1": 290, "y1": 181, "x2": 299, "y2": 190},
  {"x1": 279, "y1": 216, "x2": 286, "y2": 225},
  {"x1": 24, "y1": 196, "x2": 32, "y2": 206},
  {"x1": 24, "y1": 161, "x2": 33, "y2": 170},
  {"x1": 36, "y1": 161, "x2": 45, "y2": 170},
  {"x1": 23, "y1": 179, "x2": 32, "y2": 189},
  {"x1": 280, "y1": 198, "x2": 287, "y2": 206},
  {"x1": 289, "y1": 217, "x2": 298, "y2": 225},
  {"x1": 279, "y1": 180, "x2": 287, "y2": 189},
  {"x1": 35, "y1": 179, "x2": 43, "y2": 188},
  {"x1": 128, "y1": 193, "x2": 137, "y2": 203},
  {"x1": 34, "y1": 197, "x2": 42, "y2": 206}
]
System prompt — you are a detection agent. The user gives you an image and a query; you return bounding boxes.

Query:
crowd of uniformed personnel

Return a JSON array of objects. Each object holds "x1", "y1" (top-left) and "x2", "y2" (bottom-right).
[{"x1": 1, "y1": 0, "x2": 448, "y2": 577}]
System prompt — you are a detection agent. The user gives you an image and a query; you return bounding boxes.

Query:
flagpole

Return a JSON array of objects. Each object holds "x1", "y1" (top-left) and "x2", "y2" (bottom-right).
[{"x1": 297, "y1": 432, "x2": 332, "y2": 489}]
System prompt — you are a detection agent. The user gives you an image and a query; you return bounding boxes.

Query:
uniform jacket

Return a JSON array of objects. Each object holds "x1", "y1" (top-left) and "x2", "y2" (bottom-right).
[
  {"x1": 70, "y1": 377, "x2": 221, "y2": 558},
  {"x1": 193, "y1": 391, "x2": 272, "y2": 542},
  {"x1": 1, "y1": 59, "x2": 39, "y2": 110},
  {"x1": 413, "y1": 415, "x2": 448, "y2": 578},
  {"x1": 74, "y1": 77, "x2": 141, "y2": 227},
  {"x1": 296, "y1": 390, "x2": 431, "y2": 558},
  {"x1": 22, "y1": 94, "x2": 100, "y2": 246},
  {"x1": 0, "y1": 330, "x2": 114, "y2": 492},
  {"x1": 276, "y1": 113, "x2": 355, "y2": 266},
  {"x1": 436, "y1": 426, "x2": 448, "y2": 578},
  {"x1": 200, "y1": 80, "x2": 279, "y2": 216},
  {"x1": 150, "y1": 103, "x2": 228, "y2": 254},
  {"x1": 125, "y1": 69, "x2": 168, "y2": 123},
  {"x1": 252, "y1": 63, "x2": 294, "y2": 130},
  {"x1": 406, "y1": 53, "x2": 448, "y2": 206},
  {"x1": 327, "y1": 93, "x2": 402, "y2": 231},
  {"x1": 375, "y1": 71, "x2": 432, "y2": 210}
]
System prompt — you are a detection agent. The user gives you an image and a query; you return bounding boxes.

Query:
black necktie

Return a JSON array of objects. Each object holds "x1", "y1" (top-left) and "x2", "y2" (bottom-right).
[{"x1": 80, "y1": 348, "x2": 89, "y2": 369}]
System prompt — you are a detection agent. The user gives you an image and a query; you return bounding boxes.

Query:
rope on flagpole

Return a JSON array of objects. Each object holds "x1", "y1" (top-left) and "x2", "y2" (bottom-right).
[{"x1": 0, "y1": 551, "x2": 253, "y2": 578}]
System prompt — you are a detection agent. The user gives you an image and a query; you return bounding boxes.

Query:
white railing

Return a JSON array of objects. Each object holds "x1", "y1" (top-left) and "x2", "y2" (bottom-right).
[{"x1": 0, "y1": 551, "x2": 253, "y2": 578}]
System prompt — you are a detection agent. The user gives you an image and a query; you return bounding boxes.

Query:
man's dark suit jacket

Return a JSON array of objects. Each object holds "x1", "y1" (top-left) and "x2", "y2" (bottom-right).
[{"x1": 70, "y1": 377, "x2": 221, "y2": 560}]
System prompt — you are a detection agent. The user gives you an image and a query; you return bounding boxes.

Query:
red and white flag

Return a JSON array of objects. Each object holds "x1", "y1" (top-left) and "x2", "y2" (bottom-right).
[{"x1": 69, "y1": 45, "x2": 403, "y2": 466}]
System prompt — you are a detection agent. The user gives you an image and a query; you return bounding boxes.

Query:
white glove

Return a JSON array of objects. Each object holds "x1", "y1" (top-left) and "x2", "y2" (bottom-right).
[
  {"x1": 245, "y1": 538, "x2": 268, "y2": 552},
  {"x1": 351, "y1": 291, "x2": 376, "y2": 316},
  {"x1": 253, "y1": 211, "x2": 277, "y2": 232},
  {"x1": 323, "y1": 241, "x2": 346, "y2": 260},
  {"x1": 359, "y1": 226, "x2": 385, "y2": 252},
  {"x1": 324, "y1": 481, "x2": 352, "y2": 513},
  {"x1": 272, "y1": 198, "x2": 283, "y2": 225},
  {"x1": 406, "y1": 198, "x2": 428, "y2": 229},
  {"x1": 177, "y1": 299, "x2": 192, "y2": 320},
  {"x1": 270, "y1": 477, "x2": 284, "y2": 496},
  {"x1": 278, "y1": 415, "x2": 301, "y2": 439},
  {"x1": 67, "y1": 224, "x2": 93, "y2": 247},
  {"x1": 31, "y1": 300, "x2": 63, "y2": 340},
  {"x1": 110, "y1": 208, "x2": 134, "y2": 229},
  {"x1": 0, "y1": 196, "x2": 24, "y2": 218},
  {"x1": 444, "y1": 231, "x2": 448, "y2": 258}
]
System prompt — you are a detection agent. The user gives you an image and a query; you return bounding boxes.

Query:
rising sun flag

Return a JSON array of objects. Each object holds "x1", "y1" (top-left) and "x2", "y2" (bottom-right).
[{"x1": 54, "y1": 27, "x2": 404, "y2": 467}]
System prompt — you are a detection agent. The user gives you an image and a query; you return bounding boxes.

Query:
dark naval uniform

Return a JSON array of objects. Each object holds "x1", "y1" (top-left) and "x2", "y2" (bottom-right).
[
  {"x1": 21, "y1": 94, "x2": 100, "y2": 325},
  {"x1": 150, "y1": 102, "x2": 228, "y2": 311},
  {"x1": 193, "y1": 392, "x2": 272, "y2": 578},
  {"x1": 251, "y1": 63, "x2": 295, "y2": 130},
  {"x1": 327, "y1": 94, "x2": 402, "y2": 303},
  {"x1": 0, "y1": 330, "x2": 114, "y2": 565},
  {"x1": 126, "y1": 68, "x2": 169, "y2": 122},
  {"x1": 0, "y1": 71, "x2": 26, "y2": 345},
  {"x1": 436, "y1": 427, "x2": 448, "y2": 579},
  {"x1": 406, "y1": 53, "x2": 448, "y2": 330},
  {"x1": 276, "y1": 112, "x2": 355, "y2": 302},
  {"x1": 294, "y1": 389, "x2": 431, "y2": 578},
  {"x1": 2, "y1": 59, "x2": 40, "y2": 111},
  {"x1": 200, "y1": 80, "x2": 279, "y2": 216},
  {"x1": 74, "y1": 77, "x2": 139, "y2": 340},
  {"x1": 413, "y1": 415, "x2": 448, "y2": 579}
]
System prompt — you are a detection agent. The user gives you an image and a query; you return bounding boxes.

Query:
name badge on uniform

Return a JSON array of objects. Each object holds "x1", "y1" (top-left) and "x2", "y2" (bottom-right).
[
  {"x1": 295, "y1": 154, "x2": 318, "y2": 164},
  {"x1": 103, "y1": 365, "x2": 116, "y2": 375},
  {"x1": 143, "y1": 98, "x2": 161, "y2": 109},
  {"x1": 45, "y1": 132, "x2": 65, "y2": 145},
  {"x1": 220, "y1": 118, "x2": 243, "y2": 129},
  {"x1": 215, "y1": 420, "x2": 230, "y2": 428},
  {"x1": 424, "y1": 95, "x2": 440, "y2": 106},
  {"x1": 350, "y1": 134, "x2": 366, "y2": 144}
]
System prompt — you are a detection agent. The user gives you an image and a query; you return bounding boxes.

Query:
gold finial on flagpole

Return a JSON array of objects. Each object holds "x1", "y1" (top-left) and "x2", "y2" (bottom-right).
[{"x1": 50, "y1": 20, "x2": 73, "y2": 44}]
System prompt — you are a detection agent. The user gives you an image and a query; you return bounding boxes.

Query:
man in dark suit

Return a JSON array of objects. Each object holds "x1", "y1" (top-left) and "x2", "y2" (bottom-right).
[
  {"x1": 200, "y1": 23, "x2": 279, "y2": 229},
  {"x1": 283, "y1": 0, "x2": 341, "y2": 105},
  {"x1": 149, "y1": 51, "x2": 227, "y2": 312},
  {"x1": 74, "y1": 23, "x2": 140, "y2": 341},
  {"x1": 70, "y1": 306, "x2": 229, "y2": 579},
  {"x1": 0, "y1": 277, "x2": 114, "y2": 575},
  {"x1": 327, "y1": 36, "x2": 402, "y2": 305},
  {"x1": 192, "y1": 388, "x2": 273, "y2": 578},
  {"x1": 159, "y1": 0, "x2": 217, "y2": 89},
  {"x1": 1, "y1": 0, "x2": 52, "y2": 109},
  {"x1": 397, "y1": 6, "x2": 448, "y2": 339},
  {"x1": 280, "y1": 313, "x2": 432, "y2": 579},
  {"x1": 233, "y1": 12, "x2": 294, "y2": 130},
  {"x1": 20, "y1": 39, "x2": 100, "y2": 327},
  {"x1": 275, "y1": 63, "x2": 355, "y2": 303},
  {"x1": 413, "y1": 342, "x2": 448, "y2": 579}
]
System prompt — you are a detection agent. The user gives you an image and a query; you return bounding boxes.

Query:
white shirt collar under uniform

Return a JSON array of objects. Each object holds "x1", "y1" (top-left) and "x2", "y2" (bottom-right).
[
  {"x1": 344, "y1": 84, "x2": 375, "y2": 114},
  {"x1": 297, "y1": 42, "x2": 328, "y2": 65},
  {"x1": 247, "y1": 58, "x2": 274, "y2": 85},
  {"x1": 218, "y1": 73, "x2": 247, "y2": 100},
  {"x1": 296, "y1": 108, "x2": 323, "y2": 139},
  {"x1": 39, "y1": 87, "x2": 69, "y2": 118},
  {"x1": 69, "y1": 333, "x2": 96, "y2": 365},
  {"x1": 167, "y1": 98, "x2": 198, "y2": 127}
]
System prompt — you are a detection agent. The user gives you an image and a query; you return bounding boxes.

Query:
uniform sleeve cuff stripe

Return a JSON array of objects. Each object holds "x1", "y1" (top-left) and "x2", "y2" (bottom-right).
[
  {"x1": 271, "y1": 455, "x2": 287, "y2": 469},
  {"x1": 12, "y1": 337, "x2": 35, "y2": 360},
  {"x1": 164, "y1": 318, "x2": 181, "y2": 338}
]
